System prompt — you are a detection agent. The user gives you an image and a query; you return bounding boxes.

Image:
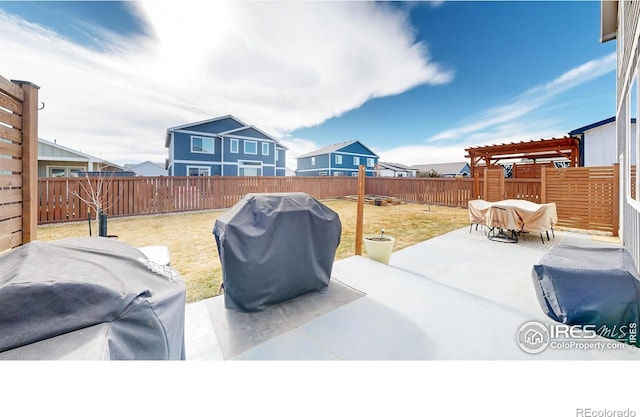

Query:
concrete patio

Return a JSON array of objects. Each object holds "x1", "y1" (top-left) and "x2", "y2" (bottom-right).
[{"x1": 183, "y1": 226, "x2": 639, "y2": 360}]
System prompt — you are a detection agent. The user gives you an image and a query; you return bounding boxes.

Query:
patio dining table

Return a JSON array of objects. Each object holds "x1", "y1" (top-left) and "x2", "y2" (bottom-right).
[{"x1": 468, "y1": 199, "x2": 558, "y2": 243}]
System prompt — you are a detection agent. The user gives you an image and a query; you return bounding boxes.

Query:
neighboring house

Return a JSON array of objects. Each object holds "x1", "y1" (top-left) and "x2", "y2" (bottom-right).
[
  {"x1": 601, "y1": 1, "x2": 640, "y2": 272},
  {"x1": 124, "y1": 161, "x2": 168, "y2": 177},
  {"x1": 411, "y1": 162, "x2": 470, "y2": 177},
  {"x1": 295, "y1": 140, "x2": 379, "y2": 177},
  {"x1": 374, "y1": 161, "x2": 418, "y2": 177},
  {"x1": 569, "y1": 116, "x2": 637, "y2": 166},
  {"x1": 38, "y1": 138, "x2": 130, "y2": 177},
  {"x1": 164, "y1": 115, "x2": 287, "y2": 177}
]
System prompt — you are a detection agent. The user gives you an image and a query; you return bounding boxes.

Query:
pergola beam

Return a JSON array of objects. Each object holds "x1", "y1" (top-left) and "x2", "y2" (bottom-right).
[{"x1": 465, "y1": 136, "x2": 580, "y2": 178}]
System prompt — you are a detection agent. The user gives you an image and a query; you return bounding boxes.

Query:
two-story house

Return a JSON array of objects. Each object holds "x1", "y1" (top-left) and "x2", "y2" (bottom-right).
[
  {"x1": 295, "y1": 140, "x2": 379, "y2": 176},
  {"x1": 165, "y1": 115, "x2": 287, "y2": 176}
]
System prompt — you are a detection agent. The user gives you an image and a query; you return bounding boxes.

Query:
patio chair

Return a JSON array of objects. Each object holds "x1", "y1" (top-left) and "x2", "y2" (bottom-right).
[{"x1": 468, "y1": 199, "x2": 492, "y2": 232}]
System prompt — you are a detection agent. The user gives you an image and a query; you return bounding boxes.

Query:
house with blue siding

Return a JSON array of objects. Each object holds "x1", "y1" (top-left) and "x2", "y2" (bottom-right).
[
  {"x1": 295, "y1": 140, "x2": 379, "y2": 176},
  {"x1": 165, "y1": 115, "x2": 287, "y2": 177}
]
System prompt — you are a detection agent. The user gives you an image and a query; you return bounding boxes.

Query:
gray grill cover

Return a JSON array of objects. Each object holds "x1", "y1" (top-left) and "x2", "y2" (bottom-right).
[
  {"x1": 213, "y1": 193, "x2": 341, "y2": 312},
  {"x1": 0, "y1": 237, "x2": 186, "y2": 360},
  {"x1": 532, "y1": 245, "x2": 640, "y2": 347}
]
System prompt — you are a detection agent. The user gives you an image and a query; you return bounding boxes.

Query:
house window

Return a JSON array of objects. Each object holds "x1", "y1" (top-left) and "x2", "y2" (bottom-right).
[
  {"x1": 367, "y1": 158, "x2": 375, "y2": 167},
  {"x1": 275, "y1": 149, "x2": 279, "y2": 162},
  {"x1": 191, "y1": 136, "x2": 214, "y2": 154},
  {"x1": 353, "y1": 156, "x2": 360, "y2": 166},
  {"x1": 47, "y1": 166, "x2": 86, "y2": 177},
  {"x1": 48, "y1": 167, "x2": 68, "y2": 177},
  {"x1": 319, "y1": 171, "x2": 328, "y2": 176},
  {"x1": 230, "y1": 139, "x2": 239, "y2": 154},
  {"x1": 262, "y1": 142, "x2": 270, "y2": 156},
  {"x1": 333, "y1": 172, "x2": 343, "y2": 177},
  {"x1": 335, "y1": 154, "x2": 342, "y2": 164},
  {"x1": 187, "y1": 166, "x2": 210, "y2": 176},
  {"x1": 244, "y1": 141, "x2": 258, "y2": 155},
  {"x1": 351, "y1": 172, "x2": 359, "y2": 177},
  {"x1": 311, "y1": 157, "x2": 316, "y2": 166},
  {"x1": 239, "y1": 160, "x2": 262, "y2": 176},
  {"x1": 69, "y1": 168, "x2": 84, "y2": 177}
]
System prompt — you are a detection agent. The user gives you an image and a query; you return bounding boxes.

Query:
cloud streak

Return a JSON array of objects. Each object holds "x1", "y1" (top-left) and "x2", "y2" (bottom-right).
[
  {"x1": 425, "y1": 53, "x2": 616, "y2": 144},
  {"x1": 0, "y1": 1, "x2": 452, "y2": 168}
]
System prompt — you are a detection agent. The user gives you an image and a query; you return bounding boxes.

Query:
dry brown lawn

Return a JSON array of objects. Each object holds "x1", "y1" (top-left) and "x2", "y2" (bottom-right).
[{"x1": 36, "y1": 199, "x2": 469, "y2": 303}]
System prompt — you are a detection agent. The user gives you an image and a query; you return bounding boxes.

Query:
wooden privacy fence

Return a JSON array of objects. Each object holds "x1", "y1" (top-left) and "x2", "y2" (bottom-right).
[
  {"x1": 38, "y1": 176, "x2": 360, "y2": 224},
  {"x1": 0, "y1": 76, "x2": 39, "y2": 252},
  {"x1": 474, "y1": 165, "x2": 619, "y2": 236},
  {"x1": 38, "y1": 166, "x2": 621, "y2": 235},
  {"x1": 365, "y1": 177, "x2": 473, "y2": 207},
  {"x1": 543, "y1": 165, "x2": 619, "y2": 235},
  {"x1": 38, "y1": 176, "x2": 479, "y2": 224}
]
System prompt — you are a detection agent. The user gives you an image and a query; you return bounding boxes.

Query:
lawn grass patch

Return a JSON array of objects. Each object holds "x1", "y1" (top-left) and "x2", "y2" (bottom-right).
[{"x1": 36, "y1": 200, "x2": 469, "y2": 303}]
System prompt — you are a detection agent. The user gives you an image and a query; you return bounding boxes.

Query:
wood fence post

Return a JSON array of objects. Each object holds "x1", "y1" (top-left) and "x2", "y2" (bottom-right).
[
  {"x1": 355, "y1": 165, "x2": 365, "y2": 256},
  {"x1": 473, "y1": 172, "x2": 479, "y2": 200},
  {"x1": 540, "y1": 166, "x2": 547, "y2": 204},
  {"x1": 612, "y1": 163, "x2": 619, "y2": 237},
  {"x1": 483, "y1": 167, "x2": 488, "y2": 200},
  {"x1": 15, "y1": 81, "x2": 39, "y2": 244}
]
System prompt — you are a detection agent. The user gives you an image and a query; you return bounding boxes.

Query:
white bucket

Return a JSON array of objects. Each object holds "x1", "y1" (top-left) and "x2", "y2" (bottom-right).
[{"x1": 363, "y1": 234, "x2": 395, "y2": 265}]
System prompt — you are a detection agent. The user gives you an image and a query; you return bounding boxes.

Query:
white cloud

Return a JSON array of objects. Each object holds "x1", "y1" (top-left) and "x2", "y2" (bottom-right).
[
  {"x1": 0, "y1": 1, "x2": 452, "y2": 166},
  {"x1": 425, "y1": 53, "x2": 616, "y2": 144},
  {"x1": 371, "y1": 54, "x2": 615, "y2": 167}
]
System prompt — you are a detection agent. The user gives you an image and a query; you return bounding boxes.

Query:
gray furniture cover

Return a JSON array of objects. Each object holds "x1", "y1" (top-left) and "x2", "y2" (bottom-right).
[
  {"x1": 0, "y1": 237, "x2": 186, "y2": 360},
  {"x1": 213, "y1": 192, "x2": 342, "y2": 312},
  {"x1": 532, "y1": 245, "x2": 640, "y2": 347}
]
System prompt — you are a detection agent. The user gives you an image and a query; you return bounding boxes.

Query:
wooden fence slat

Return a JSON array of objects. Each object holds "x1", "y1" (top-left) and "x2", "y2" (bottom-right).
[
  {"x1": 0, "y1": 125, "x2": 22, "y2": 144},
  {"x1": 0, "y1": 140, "x2": 23, "y2": 158},
  {"x1": 0, "y1": 203, "x2": 22, "y2": 219},
  {"x1": 0, "y1": 188, "x2": 22, "y2": 205},
  {"x1": 0, "y1": 92, "x2": 22, "y2": 115},
  {"x1": 0, "y1": 108, "x2": 22, "y2": 129},
  {"x1": 0, "y1": 231, "x2": 22, "y2": 253},
  {"x1": 0, "y1": 158, "x2": 22, "y2": 173},
  {"x1": 0, "y1": 174, "x2": 22, "y2": 188},
  {"x1": 0, "y1": 75, "x2": 24, "y2": 102},
  {"x1": 0, "y1": 217, "x2": 22, "y2": 235}
]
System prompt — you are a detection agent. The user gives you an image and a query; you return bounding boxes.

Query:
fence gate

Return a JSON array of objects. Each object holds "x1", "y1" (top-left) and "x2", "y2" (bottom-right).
[
  {"x1": 483, "y1": 167, "x2": 505, "y2": 202},
  {"x1": 0, "y1": 75, "x2": 39, "y2": 252}
]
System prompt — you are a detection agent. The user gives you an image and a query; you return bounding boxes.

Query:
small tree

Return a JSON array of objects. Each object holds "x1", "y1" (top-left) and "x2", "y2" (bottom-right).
[{"x1": 71, "y1": 171, "x2": 121, "y2": 236}]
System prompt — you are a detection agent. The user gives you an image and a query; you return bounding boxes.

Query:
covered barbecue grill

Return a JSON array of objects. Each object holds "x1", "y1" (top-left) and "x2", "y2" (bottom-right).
[
  {"x1": 0, "y1": 237, "x2": 186, "y2": 360},
  {"x1": 213, "y1": 192, "x2": 342, "y2": 312}
]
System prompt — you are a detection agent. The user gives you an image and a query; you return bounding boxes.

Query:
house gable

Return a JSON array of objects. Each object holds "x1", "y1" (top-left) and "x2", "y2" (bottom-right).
[
  {"x1": 295, "y1": 140, "x2": 379, "y2": 176},
  {"x1": 337, "y1": 141, "x2": 379, "y2": 158}
]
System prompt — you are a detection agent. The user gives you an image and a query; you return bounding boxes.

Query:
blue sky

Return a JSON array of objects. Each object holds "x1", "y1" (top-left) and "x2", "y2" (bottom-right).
[{"x1": 0, "y1": 1, "x2": 616, "y2": 169}]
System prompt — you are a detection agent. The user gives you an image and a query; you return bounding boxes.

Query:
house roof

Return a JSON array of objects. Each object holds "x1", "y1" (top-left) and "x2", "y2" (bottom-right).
[
  {"x1": 376, "y1": 161, "x2": 417, "y2": 171},
  {"x1": 39, "y1": 138, "x2": 103, "y2": 162},
  {"x1": 569, "y1": 116, "x2": 635, "y2": 136},
  {"x1": 165, "y1": 114, "x2": 287, "y2": 149},
  {"x1": 38, "y1": 138, "x2": 128, "y2": 171},
  {"x1": 295, "y1": 140, "x2": 379, "y2": 159},
  {"x1": 601, "y1": 1, "x2": 618, "y2": 43},
  {"x1": 411, "y1": 162, "x2": 469, "y2": 175}
]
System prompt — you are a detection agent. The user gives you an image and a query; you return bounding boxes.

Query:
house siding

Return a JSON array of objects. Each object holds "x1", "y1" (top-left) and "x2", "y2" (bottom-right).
[{"x1": 615, "y1": 0, "x2": 640, "y2": 273}]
